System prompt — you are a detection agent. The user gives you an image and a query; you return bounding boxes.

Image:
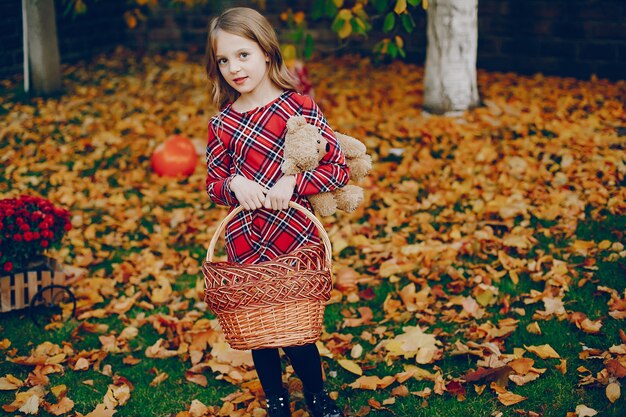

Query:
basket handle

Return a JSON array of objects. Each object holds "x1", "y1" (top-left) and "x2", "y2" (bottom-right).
[{"x1": 206, "y1": 201, "x2": 332, "y2": 265}]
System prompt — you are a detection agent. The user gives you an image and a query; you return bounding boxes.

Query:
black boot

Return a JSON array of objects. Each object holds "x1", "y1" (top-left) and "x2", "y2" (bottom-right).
[
  {"x1": 265, "y1": 389, "x2": 291, "y2": 417},
  {"x1": 304, "y1": 388, "x2": 343, "y2": 417}
]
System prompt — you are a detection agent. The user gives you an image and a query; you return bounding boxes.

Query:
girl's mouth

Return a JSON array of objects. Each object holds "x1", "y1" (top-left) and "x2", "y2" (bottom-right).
[{"x1": 233, "y1": 77, "x2": 248, "y2": 85}]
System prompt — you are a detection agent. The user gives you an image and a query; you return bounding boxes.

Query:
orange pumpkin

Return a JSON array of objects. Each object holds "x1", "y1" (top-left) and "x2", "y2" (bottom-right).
[{"x1": 151, "y1": 135, "x2": 198, "y2": 177}]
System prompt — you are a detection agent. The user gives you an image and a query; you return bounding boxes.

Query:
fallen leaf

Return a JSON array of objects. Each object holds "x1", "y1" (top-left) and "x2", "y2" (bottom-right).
[
  {"x1": 575, "y1": 404, "x2": 597, "y2": 417},
  {"x1": 526, "y1": 322, "x2": 542, "y2": 335},
  {"x1": 188, "y1": 399, "x2": 209, "y2": 417},
  {"x1": 349, "y1": 375, "x2": 396, "y2": 390},
  {"x1": 46, "y1": 397, "x2": 75, "y2": 415},
  {"x1": 150, "y1": 372, "x2": 169, "y2": 387},
  {"x1": 606, "y1": 382, "x2": 620, "y2": 403},
  {"x1": 0, "y1": 374, "x2": 24, "y2": 390},
  {"x1": 338, "y1": 359, "x2": 363, "y2": 375},
  {"x1": 525, "y1": 344, "x2": 560, "y2": 359},
  {"x1": 385, "y1": 326, "x2": 442, "y2": 364},
  {"x1": 19, "y1": 394, "x2": 41, "y2": 414},
  {"x1": 77, "y1": 403, "x2": 116, "y2": 417},
  {"x1": 498, "y1": 391, "x2": 527, "y2": 406}
]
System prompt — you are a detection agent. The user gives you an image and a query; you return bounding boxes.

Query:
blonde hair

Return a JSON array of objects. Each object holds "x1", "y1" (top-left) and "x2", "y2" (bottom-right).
[{"x1": 205, "y1": 7, "x2": 298, "y2": 109}]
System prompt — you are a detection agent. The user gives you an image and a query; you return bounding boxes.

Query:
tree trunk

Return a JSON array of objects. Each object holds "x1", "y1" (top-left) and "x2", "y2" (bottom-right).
[
  {"x1": 24, "y1": 0, "x2": 62, "y2": 96},
  {"x1": 423, "y1": 0, "x2": 479, "y2": 114}
]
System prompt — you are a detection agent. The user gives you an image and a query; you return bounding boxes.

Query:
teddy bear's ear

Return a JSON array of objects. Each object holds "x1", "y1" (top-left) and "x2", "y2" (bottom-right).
[{"x1": 286, "y1": 116, "x2": 308, "y2": 133}]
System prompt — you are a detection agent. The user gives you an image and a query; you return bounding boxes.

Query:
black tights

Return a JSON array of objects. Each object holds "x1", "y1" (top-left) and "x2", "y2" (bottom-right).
[{"x1": 251, "y1": 343, "x2": 323, "y2": 396}]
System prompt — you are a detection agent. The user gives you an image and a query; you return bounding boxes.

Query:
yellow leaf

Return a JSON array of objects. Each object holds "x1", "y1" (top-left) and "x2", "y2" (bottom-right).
[
  {"x1": 46, "y1": 397, "x2": 75, "y2": 416},
  {"x1": 282, "y1": 44, "x2": 297, "y2": 62},
  {"x1": 189, "y1": 399, "x2": 209, "y2": 417},
  {"x1": 0, "y1": 374, "x2": 24, "y2": 390},
  {"x1": 509, "y1": 372, "x2": 541, "y2": 386},
  {"x1": 333, "y1": 0, "x2": 344, "y2": 7},
  {"x1": 526, "y1": 321, "x2": 542, "y2": 335},
  {"x1": 338, "y1": 359, "x2": 363, "y2": 375},
  {"x1": 19, "y1": 394, "x2": 41, "y2": 414},
  {"x1": 497, "y1": 391, "x2": 527, "y2": 406},
  {"x1": 80, "y1": 403, "x2": 116, "y2": 417},
  {"x1": 382, "y1": 397, "x2": 396, "y2": 405},
  {"x1": 525, "y1": 344, "x2": 560, "y2": 359},
  {"x1": 606, "y1": 382, "x2": 620, "y2": 403},
  {"x1": 149, "y1": 372, "x2": 169, "y2": 387},
  {"x1": 394, "y1": 0, "x2": 407, "y2": 14},
  {"x1": 145, "y1": 339, "x2": 178, "y2": 359},
  {"x1": 579, "y1": 318, "x2": 602, "y2": 334},
  {"x1": 150, "y1": 276, "x2": 173, "y2": 304},
  {"x1": 575, "y1": 404, "x2": 598, "y2": 417},
  {"x1": 338, "y1": 20, "x2": 352, "y2": 39},
  {"x1": 337, "y1": 8, "x2": 352, "y2": 20},
  {"x1": 104, "y1": 383, "x2": 130, "y2": 409},
  {"x1": 385, "y1": 326, "x2": 442, "y2": 364},
  {"x1": 74, "y1": 357, "x2": 90, "y2": 371},
  {"x1": 349, "y1": 375, "x2": 395, "y2": 390},
  {"x1": 379, "y1": 258, "x2": 418, "y2": 278},
  {"x1": 423, "y1": 0, "x2": 429, "y2": 9}
]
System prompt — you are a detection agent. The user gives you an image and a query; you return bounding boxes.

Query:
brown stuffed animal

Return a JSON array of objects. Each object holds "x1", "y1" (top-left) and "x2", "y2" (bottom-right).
[{"x1": 282, "y1": 116, "x2": 371, "y2": 217}]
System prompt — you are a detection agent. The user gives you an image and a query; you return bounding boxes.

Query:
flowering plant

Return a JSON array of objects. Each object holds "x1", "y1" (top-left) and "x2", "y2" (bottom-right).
[{"x1": 0, "y1": 195, "x2": 72, "y2": 273}]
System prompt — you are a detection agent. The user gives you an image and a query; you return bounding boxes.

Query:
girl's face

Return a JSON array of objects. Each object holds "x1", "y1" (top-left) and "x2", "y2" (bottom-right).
[{"x1": 214, "y1": 30, "x2": 270, "y2": 97}]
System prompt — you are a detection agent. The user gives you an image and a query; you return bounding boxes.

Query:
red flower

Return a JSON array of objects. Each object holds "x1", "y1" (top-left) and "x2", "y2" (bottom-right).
[
  {"x1": 64, "y1": 223, "x2": 72, "y2": 231},
  {"x1": 3, "y1": 262, "x2": 12, "y2": 273},
  {"x1": 0, "y1": 195, "x2": 71, "y2": 270}
]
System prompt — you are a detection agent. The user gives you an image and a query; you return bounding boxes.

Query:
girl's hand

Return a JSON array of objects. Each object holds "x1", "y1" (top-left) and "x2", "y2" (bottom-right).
[
  {"x1": 230, "y1": 175, "x2": 267, "y2": 210},
  {"x1": 264, "y1": 175, "x2": 296, "y2": 210}
]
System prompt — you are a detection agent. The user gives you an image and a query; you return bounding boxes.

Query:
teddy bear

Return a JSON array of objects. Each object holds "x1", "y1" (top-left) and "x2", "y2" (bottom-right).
[{"x1": 282, "y1": 115, "x2": 372, "y2": 217}]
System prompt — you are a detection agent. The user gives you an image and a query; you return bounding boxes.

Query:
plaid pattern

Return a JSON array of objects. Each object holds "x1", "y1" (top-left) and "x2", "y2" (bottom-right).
[{"x1": 206, "y1": 90, "x2": 350, "y2": 264}]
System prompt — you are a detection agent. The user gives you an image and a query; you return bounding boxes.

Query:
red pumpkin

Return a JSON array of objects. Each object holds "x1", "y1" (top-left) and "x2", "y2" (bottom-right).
[{"x1": 151, "y1": 135, "x2": 198, "y2": 177}]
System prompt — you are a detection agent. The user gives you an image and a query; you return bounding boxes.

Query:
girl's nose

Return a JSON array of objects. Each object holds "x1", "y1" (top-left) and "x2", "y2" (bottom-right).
[{"x1": 229, "y1": 63, "x2": 240, "y2": 73}]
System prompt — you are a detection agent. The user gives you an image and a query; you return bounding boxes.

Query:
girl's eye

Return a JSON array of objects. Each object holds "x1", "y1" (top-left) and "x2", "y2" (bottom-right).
[
  {"x1": 240, "y1": 52, "x2": 249, "y2": 58},
  {"x1": 217, "y1": 58, "x2": 227, "y2": 65}
]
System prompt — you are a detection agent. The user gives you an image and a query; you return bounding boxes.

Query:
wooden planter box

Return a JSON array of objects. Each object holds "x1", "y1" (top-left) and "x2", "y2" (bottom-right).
[{"x1": 0, "y1": 258, "x2": 66, "y2": 313}]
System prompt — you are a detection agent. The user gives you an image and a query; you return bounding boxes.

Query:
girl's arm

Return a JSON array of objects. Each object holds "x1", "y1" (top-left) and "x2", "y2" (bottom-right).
[
  {"x1": 294, "y1": 96, "x2": 350, "y2": 196},
  {"x1": 205, "y1": 124, "x2": 239, "y2": 206}
]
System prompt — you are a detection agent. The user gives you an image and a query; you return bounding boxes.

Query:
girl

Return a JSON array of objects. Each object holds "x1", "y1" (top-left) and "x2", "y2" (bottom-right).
[{"x1": 204, "y1": 7, "x2": 348, "y2": 417}]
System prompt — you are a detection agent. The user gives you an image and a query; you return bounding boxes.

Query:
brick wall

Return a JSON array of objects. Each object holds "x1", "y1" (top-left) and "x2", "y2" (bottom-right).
[
  {"x1": 0, "y1": 0, "x2": 127, "y2": 80},
  {"x1": 2, "y1": 0, "x2": 625, "y2": 81},
  {"x1": 477, "y1": 0, "x2": 626, "y2": 80}
]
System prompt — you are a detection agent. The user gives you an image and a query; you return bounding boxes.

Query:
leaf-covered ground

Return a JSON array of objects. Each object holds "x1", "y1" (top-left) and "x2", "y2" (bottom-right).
[{"x1": 0, "y1": 48, "x2": 625, "y2": 417}]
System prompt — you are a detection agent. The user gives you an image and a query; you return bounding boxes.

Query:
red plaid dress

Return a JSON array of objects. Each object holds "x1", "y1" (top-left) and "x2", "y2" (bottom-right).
[{"x1": 206, "y1": 90, "x2": 350, "y2": 264}]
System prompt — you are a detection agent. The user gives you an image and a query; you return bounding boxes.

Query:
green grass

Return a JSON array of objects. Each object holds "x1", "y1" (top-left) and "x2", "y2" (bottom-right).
[{"x1": 1, "y1": 217, "x2": 625, "y2": 417}]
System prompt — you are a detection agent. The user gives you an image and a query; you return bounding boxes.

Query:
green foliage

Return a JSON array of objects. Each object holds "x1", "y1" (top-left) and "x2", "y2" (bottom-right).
[{"x1": 300, "y1": 0, "x2": 426, "y2": 60}]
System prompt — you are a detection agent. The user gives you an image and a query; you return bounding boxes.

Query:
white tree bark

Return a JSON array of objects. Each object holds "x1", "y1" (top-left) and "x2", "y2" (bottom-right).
[
  {"x1": 423, "y1": 0, "x2": 479, "y2": 114},
  {"x1": 24, "y1": 0, "x2": 62, "y2": 95}
]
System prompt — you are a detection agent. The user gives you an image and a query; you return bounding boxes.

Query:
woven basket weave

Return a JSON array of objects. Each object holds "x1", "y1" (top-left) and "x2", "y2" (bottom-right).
[{"x1": 202, "y1": 202, "x2": 332, "y2": 350}]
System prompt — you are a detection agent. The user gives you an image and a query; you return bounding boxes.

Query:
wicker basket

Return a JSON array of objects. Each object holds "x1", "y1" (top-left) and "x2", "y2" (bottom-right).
[{"x1": 202, "y1": 202, "x2": 333, "y2": 350}]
